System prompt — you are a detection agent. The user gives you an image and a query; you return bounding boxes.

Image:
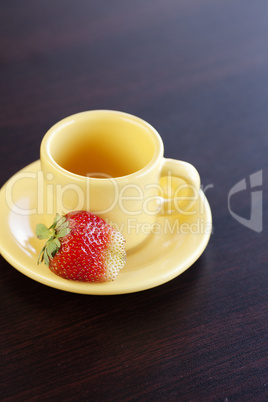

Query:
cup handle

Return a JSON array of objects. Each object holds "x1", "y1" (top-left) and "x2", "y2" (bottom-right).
[{"x1": 159, "y1": 158, "x2": 200, "y2": 215}]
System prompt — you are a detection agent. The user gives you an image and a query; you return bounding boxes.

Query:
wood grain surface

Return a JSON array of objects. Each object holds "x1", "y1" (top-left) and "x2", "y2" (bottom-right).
[{"x1": 1, "y1": 1, "x2": 267, "y2": 401}]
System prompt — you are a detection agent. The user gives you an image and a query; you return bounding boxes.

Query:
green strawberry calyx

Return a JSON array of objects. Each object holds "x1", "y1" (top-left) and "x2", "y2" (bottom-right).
[{"x1": 36, "y1": 213, "x2": 71, "y2": 266}]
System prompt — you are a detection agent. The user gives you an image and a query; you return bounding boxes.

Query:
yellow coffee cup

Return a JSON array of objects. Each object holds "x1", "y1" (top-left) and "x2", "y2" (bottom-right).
[{"x1": 40, "y1": 110, "x2": 200, "y2": 250}]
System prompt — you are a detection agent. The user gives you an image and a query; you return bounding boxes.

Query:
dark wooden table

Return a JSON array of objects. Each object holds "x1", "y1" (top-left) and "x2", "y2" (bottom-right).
[{"x1": 1, "y1": 1, "x2": 267, "y2": 401}]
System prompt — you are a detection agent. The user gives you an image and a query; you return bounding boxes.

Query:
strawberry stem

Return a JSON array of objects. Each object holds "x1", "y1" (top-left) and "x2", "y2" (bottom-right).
[{"x1": 36, "y1": 214, "x2": 71, "y2": 266}]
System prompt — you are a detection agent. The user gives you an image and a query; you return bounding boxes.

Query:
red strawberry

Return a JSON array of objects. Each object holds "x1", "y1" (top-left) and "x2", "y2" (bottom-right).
[{"x1": 36, "y1": 211, "x2": 126, "y2": 282}]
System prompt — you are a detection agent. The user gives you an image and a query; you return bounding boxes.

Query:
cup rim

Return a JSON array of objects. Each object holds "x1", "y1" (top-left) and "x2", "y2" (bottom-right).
[{"x1": 40, "y1": 110, "x2": 164, "y2": 182}]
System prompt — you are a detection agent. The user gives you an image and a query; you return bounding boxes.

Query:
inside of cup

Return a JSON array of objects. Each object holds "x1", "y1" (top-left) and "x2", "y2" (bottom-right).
[{"x1": 48, "y1": 112, "x2": 159, "y2": 178}]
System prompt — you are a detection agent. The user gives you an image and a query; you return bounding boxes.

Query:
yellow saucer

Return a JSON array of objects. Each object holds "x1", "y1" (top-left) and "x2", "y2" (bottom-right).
[{"x1": 0, "y1": 161, "x2": 212, "y2": 295}]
